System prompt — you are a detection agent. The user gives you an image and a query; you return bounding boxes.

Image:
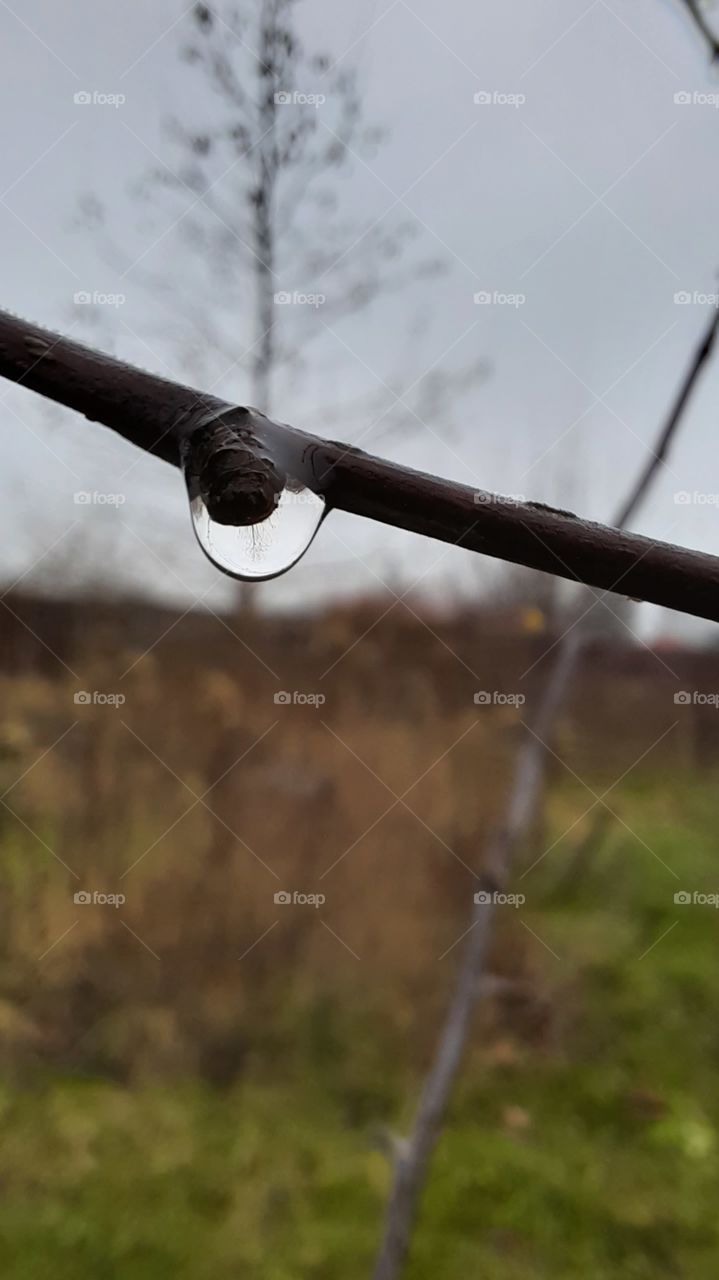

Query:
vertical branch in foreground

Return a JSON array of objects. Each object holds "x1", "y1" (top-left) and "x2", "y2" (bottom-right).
[{"x1": 371, "y1": 306, "x2": 719, "y2": 1280}]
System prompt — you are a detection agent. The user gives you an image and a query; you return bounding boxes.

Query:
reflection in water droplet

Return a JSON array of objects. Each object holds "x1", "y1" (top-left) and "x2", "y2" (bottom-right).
[{"x1": 189, "y1": 482, "x2": 326, "y2": 581}]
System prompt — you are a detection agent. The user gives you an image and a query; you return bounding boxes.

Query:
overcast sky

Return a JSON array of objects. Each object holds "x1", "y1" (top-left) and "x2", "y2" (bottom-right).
[{"x1": 2, "y1": 0, "x2": 719, "y2": 636}]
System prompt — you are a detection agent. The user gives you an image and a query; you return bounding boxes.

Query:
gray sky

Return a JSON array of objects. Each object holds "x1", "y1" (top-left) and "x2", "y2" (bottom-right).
[{"x1": 2, "y1": 0, "x2": 719, "y2": 635}]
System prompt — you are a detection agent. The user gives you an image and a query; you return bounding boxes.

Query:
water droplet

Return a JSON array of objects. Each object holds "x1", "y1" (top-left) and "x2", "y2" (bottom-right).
[
  {"x1": 181, "y1": 413, "x2": 326, "y2": 581},
  {"x1": 189, "y1": 482, "x2": 325, "y2": 580},
  {"x1": 24, "y1": 335, "x2": 54, "y2": 359}
]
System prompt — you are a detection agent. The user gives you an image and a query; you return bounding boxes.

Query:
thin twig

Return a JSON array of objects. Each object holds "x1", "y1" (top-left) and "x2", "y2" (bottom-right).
[
  {"x1": 613, "y1": 308, "x2": 719, "y2": 525},
  {"x1": 2, "y1": 308, "x2": 719, "y2": 620},
  {"x1": 370, "y1": 305, "x2": 719, "y2": 1280},
  {"x1": 680, "y1": 0, "x2": 719, "y2": 60}
]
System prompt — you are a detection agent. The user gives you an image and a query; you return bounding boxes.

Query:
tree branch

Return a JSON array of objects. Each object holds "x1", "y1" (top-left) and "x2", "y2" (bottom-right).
[
  {"x1": 369, "y1": 303, "x2": 719, "y2": 1280},
  {"x1": 2, "y1": 307, "x2": 719, "y2": 619},
  {"x1": 613, "y1": 307, "x2": 719, "y2": 525},
  {"x1": 680, "y1": 0, "x2": 719, "y2": 60}
]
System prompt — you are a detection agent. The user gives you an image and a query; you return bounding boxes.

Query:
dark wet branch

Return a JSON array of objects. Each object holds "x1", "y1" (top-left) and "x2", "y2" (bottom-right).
[{"x1": 1, "y1": 307, "x2": 719, "y2": 621}]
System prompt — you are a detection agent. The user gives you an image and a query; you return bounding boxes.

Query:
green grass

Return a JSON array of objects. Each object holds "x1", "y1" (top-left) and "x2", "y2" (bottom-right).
[{"x1": 2, "y1": 777, "x2": 719, "y2": 1278}]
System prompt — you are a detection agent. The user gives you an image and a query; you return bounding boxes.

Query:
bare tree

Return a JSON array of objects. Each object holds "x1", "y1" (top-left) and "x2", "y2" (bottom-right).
[
  {"x1": 369, "y1": 303, "x2": 719, "y2": 1280},
  {"x1": 76, "y1": 0, "x2": 476, "y2": 607},
  {"x1": 81, "y1": 0, "x2": 436, "y2": 415}
]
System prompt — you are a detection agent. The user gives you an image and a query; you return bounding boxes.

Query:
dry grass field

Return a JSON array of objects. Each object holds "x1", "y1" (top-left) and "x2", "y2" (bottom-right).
[{"x1": 1, "y1": 591, "x2": 719, "y2": 1277}]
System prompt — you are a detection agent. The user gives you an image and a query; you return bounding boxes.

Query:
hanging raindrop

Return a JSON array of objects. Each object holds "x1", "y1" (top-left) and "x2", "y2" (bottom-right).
[{"x1": 181, "y1": 412, "x2": 326, "y2": 581}]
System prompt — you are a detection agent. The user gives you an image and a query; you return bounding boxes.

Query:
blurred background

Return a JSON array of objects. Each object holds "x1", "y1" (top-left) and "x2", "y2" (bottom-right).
[{"x1": 2, "y1": 1, "x2": 719, "y2": 1276}]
